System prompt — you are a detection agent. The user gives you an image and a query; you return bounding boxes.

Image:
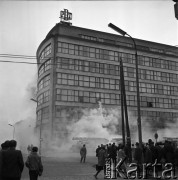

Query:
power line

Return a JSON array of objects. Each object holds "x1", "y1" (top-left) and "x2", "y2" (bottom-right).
[
  {"x1": 0, "y1": 60, "x2": 40, "y2": 65},
  {"x1": 0, "y1": 53, "x2": 53, "y2": 65},
  {"x1": 0, "y1": 54, "x2": 36, "y2": 59}
]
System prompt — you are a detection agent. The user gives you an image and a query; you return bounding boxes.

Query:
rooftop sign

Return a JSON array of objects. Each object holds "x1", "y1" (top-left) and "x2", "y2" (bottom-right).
[{"x1": 60, "y1": 9, "x2": 72, "y2": 23}]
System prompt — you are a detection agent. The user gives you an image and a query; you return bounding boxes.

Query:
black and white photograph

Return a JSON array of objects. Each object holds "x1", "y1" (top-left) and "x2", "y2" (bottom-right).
[{"x1": 0, "y1": 1, "x2": 178, "y2": 180}]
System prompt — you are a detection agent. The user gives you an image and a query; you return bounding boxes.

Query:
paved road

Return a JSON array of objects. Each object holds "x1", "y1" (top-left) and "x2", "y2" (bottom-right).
[
  {"x1": 21, "y1": 153, "x2": 102, "y2": 180},
  {"x1": 21, "y1": 153, "x2": 178, "y2": 180}
]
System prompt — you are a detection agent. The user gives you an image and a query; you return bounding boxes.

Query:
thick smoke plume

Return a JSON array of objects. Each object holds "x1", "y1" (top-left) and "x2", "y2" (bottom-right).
[{"x1": 1, "y1": 72, "x2": 178, "y2": 157}]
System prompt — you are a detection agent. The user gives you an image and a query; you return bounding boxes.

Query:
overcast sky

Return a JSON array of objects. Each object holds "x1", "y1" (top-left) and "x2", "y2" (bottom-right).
[{"x1": 0, "y1": 1, "x2": 177, "y2": 140}]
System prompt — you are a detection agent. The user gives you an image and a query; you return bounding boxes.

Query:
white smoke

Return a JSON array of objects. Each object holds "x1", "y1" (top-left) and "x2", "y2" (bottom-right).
[{"x1": 0, "y1": 74, "x2": 38, "y2": 153}]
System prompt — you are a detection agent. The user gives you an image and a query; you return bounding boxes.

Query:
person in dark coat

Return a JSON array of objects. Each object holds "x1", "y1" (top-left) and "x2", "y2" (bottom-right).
[
  {"x1": 25, "y1": 146, "x2": 43, "y2": 180},
  {"x1": 94, "y1": 145, "x2": 107, "y2": 179},
  {"x1": 110, "y1": 143, "x2": 117, "y2": 164},
  {"x1": 1, "y1": 140, "x2": 24, "y2": 180},
  {"x1": 134, "y1": 142, "x2": 142, "y2": 176},
  {"x1": 80, "y1": 144, "x2": 87, "y2": 163},
  {"x1": 0, "y1": 141, "x2": 10, "y2": 179},
  {"x1": 96, "y1": 145, "x2": 100, "y2": 157},
  {"x1": 134, "y1": 142, "x2": 142, "y2": 164},
  {"x1": 174, "y1": 146, "x2": 178, "y2": 167}
]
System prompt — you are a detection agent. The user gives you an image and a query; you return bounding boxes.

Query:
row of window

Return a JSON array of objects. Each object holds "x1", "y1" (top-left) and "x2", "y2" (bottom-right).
[
  {"x1": 57, "y1": 73, "x2": 119, "y2": 90},
  {"x1": 37, "y1": 106, "x2": 49, "y2": 123},
  {"x1": 126, "y1": 67, "x2": 178, "y2": 83},
  {"x1": 80, "y1": 34, "x2": 177, "y2": 56},
  {"x1": 80, "y1": 34, "x2": 97, "y2": 41},
  {"x1": 57, "y1": 57, "x2": 119, "y2": 75},
  {"x1": 37, "y1": 90, "x2": 50, "y2": 105},
  {"x1": 133, "y1": 110, "x2": 178, "y2": 120},
  {"x1": 37, "y1": 106, "x2": 178, "y2": 121},
  {"x1": 38, "y1": 60, "x2": 51, "y2": 77},
  {"x1": 126, "y1": 81, "x2": 178, "y2": 96},
  {"x1": 57, "y1": 41, "x2": 178, "y2": 71},
  {"x1": 56, "y1": 89, "x2": 119, "y2": 105},
  {"x1": 39, "y1": 44, "x2": 52, "y2": 63},
  {"x1": 56, "y1": 72, "x2": 178, "y2": 96},
  {"x1": 56, "y1": 88, "x2": 178, "y2": 109},
  {"x1": 38, "y1": 75, "x2": 50, "y2": 91},
  {"x1": 56, "y1": 57, "x2": 178, "y2": 83},
  {"x1": 133, "y1": 95, "x2": 178, "y2": 109},
  {"x1": 38, "y1": 56, "x2": 178, "y2": 84}
]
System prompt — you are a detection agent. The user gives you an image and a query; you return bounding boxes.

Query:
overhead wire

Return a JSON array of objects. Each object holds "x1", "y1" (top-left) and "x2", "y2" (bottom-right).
[{"x1": 0, "y1": 53, "x2": 53, "y2": 65}]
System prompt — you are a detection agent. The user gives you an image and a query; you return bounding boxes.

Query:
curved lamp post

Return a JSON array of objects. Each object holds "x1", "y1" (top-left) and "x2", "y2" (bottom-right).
[
  {"x1": 108, "y1": 23, "x2": 142, "y2": 148},
  {"x1": 8, "y1": 123, "x2": 15, "y2": 139}
]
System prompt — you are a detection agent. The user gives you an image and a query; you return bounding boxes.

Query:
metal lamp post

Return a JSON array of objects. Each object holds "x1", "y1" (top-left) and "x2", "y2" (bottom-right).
[
  {"x1": 108, "y1": 23, "x2": 142, "y2": 148},
  {"x1": 8, "y1": 123, "x2": 15, "y2": 139},
  {"x1": 30, "y1": 98, "x2": 42, "y2": 155}
]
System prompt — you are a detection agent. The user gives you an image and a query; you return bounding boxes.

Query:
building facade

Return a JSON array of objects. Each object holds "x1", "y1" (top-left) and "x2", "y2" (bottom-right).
[{"x1": 36, "y1": 21, "x2": 178, "y2": 145}]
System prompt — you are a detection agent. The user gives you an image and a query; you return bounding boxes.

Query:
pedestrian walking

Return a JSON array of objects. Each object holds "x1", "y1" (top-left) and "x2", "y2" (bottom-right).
[
  {"x1": 80, "y1": 144, "x2": 87, "y2": 163},
  {"x1": 25, "y1": 146, "x2": 43, "y2": 180},
  {"x1": 1, "y1": 140, "x2": 24, "y2": 180},
  {"x1": 94, "y1": 145, "x2": 107, "y2": 179}
]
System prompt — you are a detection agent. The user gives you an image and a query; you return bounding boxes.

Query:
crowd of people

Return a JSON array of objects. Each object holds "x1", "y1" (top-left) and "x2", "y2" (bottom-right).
[
  {"x1": 0, "y1": 140, "x2": 43, "y2": 180},
  {"x1": 93, "y1": 139, "x2": 178, "y2": 179}
]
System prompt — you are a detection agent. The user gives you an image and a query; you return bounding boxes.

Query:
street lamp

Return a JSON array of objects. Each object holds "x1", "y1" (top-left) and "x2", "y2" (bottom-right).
[
  {"x1": 8, "y1": 123, "x2": 15, "y2": 139},
  {"x1": 108, "y1": 23, "x2": 142, "y2": 148},
  {"x1": 30, "y1": 98, "x2": 42, "y2": 155},
  {"x1": 173, "y1": 0, "x2": 178, "y2": 20}
]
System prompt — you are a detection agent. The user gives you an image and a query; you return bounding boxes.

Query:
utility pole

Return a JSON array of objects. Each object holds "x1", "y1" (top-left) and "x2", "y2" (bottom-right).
[
  {"x1": 120, "y1": 60, "x2": 125, "y2": 146},
  {"x1": 120, "y1": 59, "x2": 132, "y2": 162}
]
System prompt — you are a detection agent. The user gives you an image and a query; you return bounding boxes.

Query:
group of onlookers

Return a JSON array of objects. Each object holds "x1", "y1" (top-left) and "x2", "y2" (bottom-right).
[
  {"x1": 0, "y1": 140, "x2": 43, "y2": 180},
  {"x1": 93, "y1": 139, "x2": 178, "y2": 179}
]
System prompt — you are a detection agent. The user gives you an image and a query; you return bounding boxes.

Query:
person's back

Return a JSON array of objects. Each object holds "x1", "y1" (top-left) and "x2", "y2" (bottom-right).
[
  {"x1": 134, "y1": 143, "x2": 142, "y2": 164},
  {"x1": 2, "y1": 140, "x2": 24, "y2": 180},
  {"x1": 25, "y1": 146, "x2": 43, "y2": 180},
  {"x1": 98, "y1": 148, "x2": 106, "y2": 166}
]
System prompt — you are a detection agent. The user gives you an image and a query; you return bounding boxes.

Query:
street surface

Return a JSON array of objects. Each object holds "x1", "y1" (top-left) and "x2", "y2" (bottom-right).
[
  {"x1": 21, "y1": 153, "x2": 178, "y2": 180},
  {"x1": 21, "y1": 153, "x2": 101, "y2": 180}
]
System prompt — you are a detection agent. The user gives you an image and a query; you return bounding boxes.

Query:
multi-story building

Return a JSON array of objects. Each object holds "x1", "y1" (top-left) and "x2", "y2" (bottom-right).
[{"x1": 36, "y1": 17, "x2": 178, "y2": 146}]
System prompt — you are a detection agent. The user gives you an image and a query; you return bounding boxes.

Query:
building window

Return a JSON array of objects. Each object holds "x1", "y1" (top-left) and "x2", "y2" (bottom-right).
[
  {"x1": 38, "y1": 75, "x2": 50, "y2": 91},
  {"x1": 39, "y1": 44, "x2": 52, "y2": 63},
  {"x1": 38, "y1": 59, "x2": 51, "y2": 77},
  {"x1": 37, "y1": 106, "x2": 49, "y2": 124},
  {"x1": 37, "y1": 90, "x2": 50, "y2": 105}
]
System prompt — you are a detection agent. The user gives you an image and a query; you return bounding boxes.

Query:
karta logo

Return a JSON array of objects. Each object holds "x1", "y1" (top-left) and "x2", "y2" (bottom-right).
[
  {"x1": 104, "y1": 157, "x2": 117, "y2": 179},
  {"x1": 105, "y1": 157, "x2": 178, "y2": 179}
]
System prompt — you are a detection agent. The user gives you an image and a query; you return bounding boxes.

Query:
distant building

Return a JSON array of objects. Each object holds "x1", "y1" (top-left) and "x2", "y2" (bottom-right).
[{"x1": 36, "y1": 13, "x2": 178, "y2": 147}]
